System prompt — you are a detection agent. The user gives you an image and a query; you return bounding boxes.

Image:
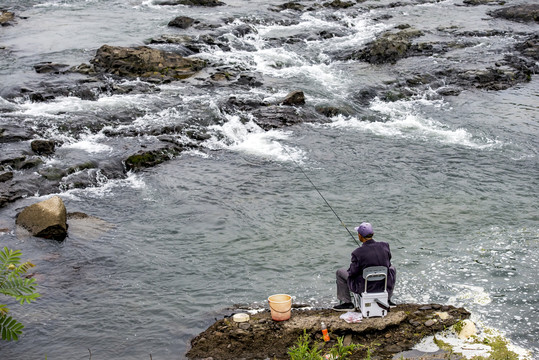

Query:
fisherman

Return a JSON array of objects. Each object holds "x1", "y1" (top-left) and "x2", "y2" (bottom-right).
[{"x1": 333, "y1": 222, "x2": 396, "y2": 311}]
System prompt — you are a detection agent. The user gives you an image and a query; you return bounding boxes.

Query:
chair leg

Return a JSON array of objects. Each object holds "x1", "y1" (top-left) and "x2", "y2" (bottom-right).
[{"x1": 352, "y1": 293, "x2": 361, "y2": 310}]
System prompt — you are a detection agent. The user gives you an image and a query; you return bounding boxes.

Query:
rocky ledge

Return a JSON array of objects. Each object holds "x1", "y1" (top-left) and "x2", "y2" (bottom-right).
[{"x1": 187, "y1": 303, "x2": 470, "y2": 360}]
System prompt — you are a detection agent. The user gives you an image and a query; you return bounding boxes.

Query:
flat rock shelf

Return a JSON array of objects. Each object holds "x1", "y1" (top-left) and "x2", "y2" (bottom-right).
[{"x1": 186, "y1": 303, "x2": 471, "y2": 360}]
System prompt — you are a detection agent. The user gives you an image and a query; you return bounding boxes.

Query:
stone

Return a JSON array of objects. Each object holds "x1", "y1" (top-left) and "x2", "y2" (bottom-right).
[
  {"x1": 281, "y1": 90, "x2": 305, "y2": 106},
  {"x1": 33, "y1": 62, "x2": 70, "y2": 74},
  {"x1": 274, "y1": 2, "x2": 305, "y2": 11},
  {"x1": 0, "y1": 172, "x2": 13, "y2": 183},
  {"x1": 0, "y1": 11, "x2": 15, "y2": 26},
  {"x1": 90, "y1": 45, "x2": 206, "y2": 81},
  {"x1": 355, "y1": 28, "x2": 424, "y2": 64},
  {"x1": 31, "y1": 139, "x2": 56, "y2": 155},
  {"x1": 435, "y1": 311, "x2": 450, "y2": 320},
  {"x1": 424, "y1": 319, "x2": 437, "y2": 327},
  {"x1": 16, "y1": 196, "x2": 68, "y2": 241},
  {"x1": 168, "y1": 16, "x2": 195, "y2": 29},
  {"x1": 124, "y1": 146, "x2": 182, "y2": 171},
  {"x1": 238, "y1": 322, "x2": 250, "y2": 330},
  {"x1": 154, "y1": 0, "x2": 225, "y2": 6},
  {"x1": 323, "y1": 0, "x2": 355, "y2": 9},
  {"x1": 488, "y1": 4, "x2": 539, "y2": 23},
  {"x1": 457, "y1": 319, "x2": 477, "y2": 339}
]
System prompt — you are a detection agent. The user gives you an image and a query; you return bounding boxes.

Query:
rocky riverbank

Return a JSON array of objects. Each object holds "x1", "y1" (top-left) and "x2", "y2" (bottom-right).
[{"x1": 186, "y1": 303, "x2": 471, "y2": 359}]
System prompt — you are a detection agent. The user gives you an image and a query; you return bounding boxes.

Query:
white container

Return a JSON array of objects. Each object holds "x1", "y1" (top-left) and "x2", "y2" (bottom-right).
[{"x1": 232, "y1": 313, "x2": 250, "y2": 323}]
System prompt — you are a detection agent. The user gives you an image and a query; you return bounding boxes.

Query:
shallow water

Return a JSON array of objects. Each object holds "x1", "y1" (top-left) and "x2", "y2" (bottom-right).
[{"x1": 0, "y1": 0, "x2": 538, "y2": 359}]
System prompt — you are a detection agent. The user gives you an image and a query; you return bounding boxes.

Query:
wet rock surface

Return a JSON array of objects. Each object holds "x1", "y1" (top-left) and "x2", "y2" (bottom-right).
[
  {"x1": 186, "y1": 303, "x2": 471, "y2": 360},
  {"x1": 488, "y1": 4, "x2": 539, "y2": 23},
  {"x1": 89, "y1": 45, "x2": 207, "y2": 80}
]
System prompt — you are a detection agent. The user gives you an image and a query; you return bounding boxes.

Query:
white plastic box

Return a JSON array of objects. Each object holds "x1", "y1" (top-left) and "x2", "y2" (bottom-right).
[{"x1": 360, "y1": 291, "x2": 388, "y2": 318}]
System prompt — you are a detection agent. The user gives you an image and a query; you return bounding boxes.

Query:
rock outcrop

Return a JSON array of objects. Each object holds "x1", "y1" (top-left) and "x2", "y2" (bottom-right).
[
  {"x1": 354, "y1": 28, "x2": 424, "y2": 64},
  {"x1": 187, "y1": 303, "x2": 471, "y2": 360},
  {"x1": 89, "y1": 45, "x2": 206, "y2": 81},
  {"x1": 488, "y1": 4, "x2": 539, "y2": 23},
  {"x1": 16, "y1": 196, "x2": 68, "y2": 241}
]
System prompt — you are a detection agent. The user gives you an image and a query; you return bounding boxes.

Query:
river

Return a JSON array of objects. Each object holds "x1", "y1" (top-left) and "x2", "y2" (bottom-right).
[{"x1": 0, "y1": 0, "x2": 537, "y2": 359}]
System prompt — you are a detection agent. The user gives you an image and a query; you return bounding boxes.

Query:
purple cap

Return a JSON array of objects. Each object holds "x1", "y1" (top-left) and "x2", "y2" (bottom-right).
[{"x1": 355, "y1": 222, "x2": 373, "y2": 237}]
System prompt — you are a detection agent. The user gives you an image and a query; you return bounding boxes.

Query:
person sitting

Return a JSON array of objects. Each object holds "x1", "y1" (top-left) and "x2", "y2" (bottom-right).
[{"x1": 333, "y1": 222, "x2": 397, "y2": 311}]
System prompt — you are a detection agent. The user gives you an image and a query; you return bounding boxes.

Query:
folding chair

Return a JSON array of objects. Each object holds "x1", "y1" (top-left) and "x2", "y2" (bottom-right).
[{"x1": 352, "y1": 266, "x2": 389, "y2": 318}]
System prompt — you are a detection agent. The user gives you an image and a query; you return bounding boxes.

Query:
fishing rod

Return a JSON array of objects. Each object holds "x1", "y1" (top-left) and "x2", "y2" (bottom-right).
[{"x1": 282, "y1": 146, "x2": 360, "y2": 247}]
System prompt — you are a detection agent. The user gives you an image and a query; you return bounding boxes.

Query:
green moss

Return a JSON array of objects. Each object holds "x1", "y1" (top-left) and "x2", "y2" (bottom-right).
[
  {"x1": 453, "y1": 320, "x2": 464, "y2": 334},
  {"x1": 433, "y1": 336, "x2": 453, "y2": 351},
  {"x1": 470, "y1": 336, "x2": 519, "y2": 360},
  {"x1": 125, "y1": 148, "x2": 179, "y2": 171}
]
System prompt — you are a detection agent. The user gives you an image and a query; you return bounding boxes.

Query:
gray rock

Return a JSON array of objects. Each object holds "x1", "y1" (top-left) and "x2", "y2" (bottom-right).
[
  {"x1": 154, "y1": 0, "x2": 225, "y2": 6},
  {"x1": 168, "y1": 16, "x2": 196, "y2": 29},
  {"x1": 488, "y1": 4, "x2": 539, "y2": 23},
  {"x1": 0, "y1": 172, "x2": 13, "y2": 182}
]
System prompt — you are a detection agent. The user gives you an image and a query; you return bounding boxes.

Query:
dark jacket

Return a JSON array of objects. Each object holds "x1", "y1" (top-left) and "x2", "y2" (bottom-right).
[{"x1": 347, "y1": 239, "x2": 393, "y2": 294}]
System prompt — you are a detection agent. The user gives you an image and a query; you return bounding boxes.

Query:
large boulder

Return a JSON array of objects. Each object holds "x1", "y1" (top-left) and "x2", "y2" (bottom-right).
[
  {"x1": 16, "y1": 196, "x2": 68, "y2": 241},
  {"x1": 90, "y1": 45, "x2": 206, "y2": 80}
]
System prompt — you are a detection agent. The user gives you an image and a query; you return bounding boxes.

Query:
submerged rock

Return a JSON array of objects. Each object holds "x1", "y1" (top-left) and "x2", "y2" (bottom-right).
[
  {"x1": 33, "y1": 62, "x2": 71, "y2": 74},
  {"x1": 16, "y1": 196, "x2": 68, "y2": 241}
]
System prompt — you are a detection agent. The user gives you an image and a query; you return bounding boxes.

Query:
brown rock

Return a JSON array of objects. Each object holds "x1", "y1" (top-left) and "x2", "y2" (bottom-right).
[
  {"x1": 281, "y1": 90, "x2": 305, "y2": 106},
  {"x1": 16, "y1": 196, "x2": 68, "y2": 241},
  {"x1": 0, "y1": 11, "x2": 15, "y2": 26},
  {"x1": 31, "y1": 139, "x2": 55, "y2": 155},
  {"x1": 90, "y1": 45, "x2": 205, "y2": 81}
]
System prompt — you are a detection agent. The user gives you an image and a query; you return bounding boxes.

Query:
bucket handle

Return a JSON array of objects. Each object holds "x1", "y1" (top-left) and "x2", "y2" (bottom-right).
[{"x1": 269, "y1": 302, "x2": 291, "y2": 313}]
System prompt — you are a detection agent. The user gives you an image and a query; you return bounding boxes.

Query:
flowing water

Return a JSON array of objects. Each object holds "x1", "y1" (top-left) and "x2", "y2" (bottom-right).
[{"x1": 0, "y1": 0, "x2": 538, "y2": 359}]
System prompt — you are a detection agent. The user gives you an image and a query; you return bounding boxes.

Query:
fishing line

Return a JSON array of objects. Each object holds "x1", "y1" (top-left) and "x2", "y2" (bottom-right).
[{"x1": 282, "y1": 146, "x2": 360, "y2": 246}]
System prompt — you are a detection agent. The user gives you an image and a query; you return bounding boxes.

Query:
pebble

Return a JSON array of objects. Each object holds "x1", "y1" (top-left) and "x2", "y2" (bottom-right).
[
  {"x1": 419, "y1": 305, "x2": 432, "y2": 311},
  {"x1": 239, "y1": 322, "x2": 251, "y2": 330},
  {"x1": 424, "y1": 319, "x2": 437, "y2": 327}
]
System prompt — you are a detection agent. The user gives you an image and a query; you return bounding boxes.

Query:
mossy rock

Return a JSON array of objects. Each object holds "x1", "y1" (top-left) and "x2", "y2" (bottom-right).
[{"x1": 124, "y1": 148, "x2": 180, "y2": 171}]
